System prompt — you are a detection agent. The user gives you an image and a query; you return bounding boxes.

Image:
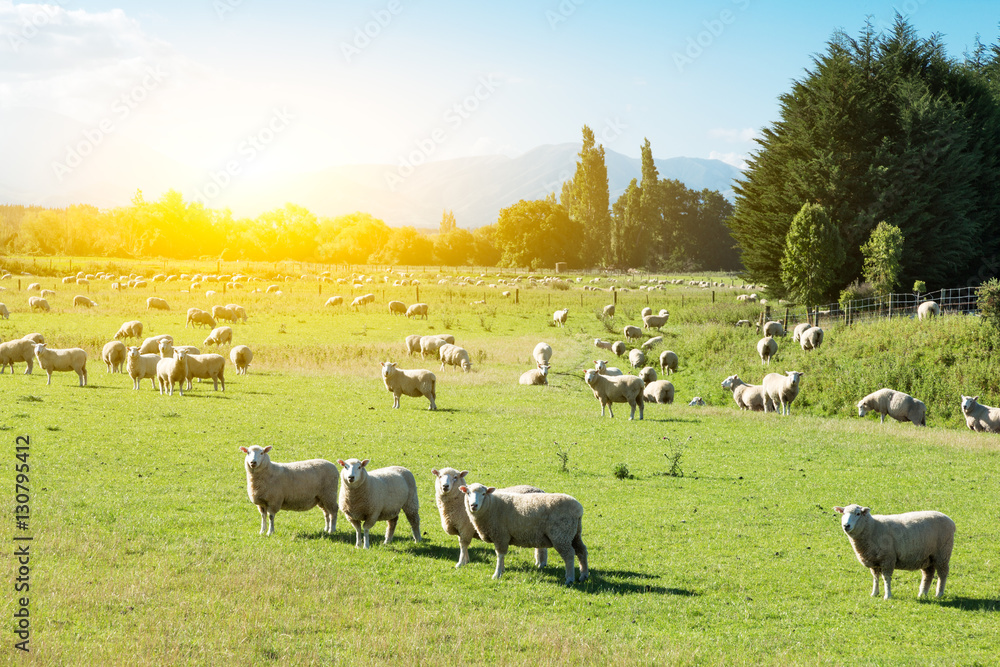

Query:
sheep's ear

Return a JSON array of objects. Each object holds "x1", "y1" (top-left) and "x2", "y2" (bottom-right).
[
  {"x1": 833, "y1": 506, "x2": 844, "y2": 514},
  {"x1": 486, "y1": 487, "x2": 496, "y2": 495},
  {"x1": 459, "y1": 470, "x2": 469, "y2": 478},
  {"x1": 361, "y1": 459, "x2": 369, "y2": 467},
  {"x1": 974, "y1": 396, "x2": 979, "y2": 401},
  {"x1": 262, "y1": 446, "x2": 272, "y2": 453},
  {"x1": 239, "y1": 446, "x2": 249, "y2": 453},
  {"x1": 337, "y1": 459, "x2": 346, "y2": 467},
  {"x1": 431, "y1": 469, "x2": 440, "y2": 477},
  {"x1": 860, "y1": 507, "x2": 870, "y2": 515},
  {"x1": 459, "y1": 485, "x2": 469, "y2": 494}
]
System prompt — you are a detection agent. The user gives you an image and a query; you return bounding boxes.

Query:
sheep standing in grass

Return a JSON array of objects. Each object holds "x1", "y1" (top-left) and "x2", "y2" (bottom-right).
[
  {"x1": 602, "y1": 304, "x2": 615, "y2": 318},
  {"x1": 439, "y1": 344, "x2": 473, "y2": 372},
  {"x1": 240, "y1": 445, "x2": 339, "y2": 536},
  {"x1": 643, "y1": 377, "x2": 675, "y2": 404},
  {"x1": 126, "y1": 346, "x2": 160, "y2": 390},
  {"x1": 640, "y1": 307, "x2": 652, "y2": 318},
  {"x1": 628, "y1": 348, "x2": 646, "y2": 368},
  {"x1": 756, "y1": 320, "x2": 785, "y2": 337},
  {"x1": 226, "y1": 304, "x2": 248, "y2": 322},
  {"x1": 762, "y1": 370, "x2": 804, "y2": 415},
  {"x1": 230, "y1": 345, "x2": 253, "y2": 375},
  {"x1": 461, "y1": 483, "x2": 588, "y2": 585},
  {"x1": 186, "y1": 308, "x2": 216, "y2": 329},
  {"x1": 800, "y1": 326, "x2": 824, "y2": 351},
  {"x1": 405, "y1": 302, "x2": 428, "y2": 319},
  {"x1": 642, "y1": 312, "x2": 669, "y2": 331},
  {"x1": 918, "y1": 301, "x2": 940, "y2": 320},
  {"x1": 146, "y1": 297, "x2": 170, "y2": 311},
  {"x1": 156, "y1": 349, "x2": 189, "y2": 396},
  {"x1": 623, "y1": 325, "x2": 642, "y2": 342},
  {"x1": 857, "y1": 388, "x2": 926, "y2": 426},
  {"x1": 594, "y1": 339, "x2": 614, "y2": 352},
  {"x1": 381, "y1": 361, "x2": 436, "y2": 410},
  {"x1": 532, "y1": 342, "x2": 552, "y2": 367},
  {"x1": 792, "y1": 322, "x2": 812, "y2": 343},
  {"x1": 115, "y1": 320, "x2": 143, "y2": 340},
  {"x1": 156, "y1": 340, "x2": 200, "y2": 359},
  {"x1": 203, "y1": 326, "x2": 233, "y2": 347},
  {"x1": 211, "y1": 305, "x2": 237, "y2": 323},
  {"x1": 139, "y1": 334, "x2": 172, "y2": 355},
  {"x1": 659, "y1": 350, "x2": 679, "y2": 374},
  {"x1": 102, "y1": 341, "x2": 126, "y2": 373},
  {"x1": 553, "y1": 308, "x2": 569, "y2": 327},
  {"x1": 184, "y1": 352, "x2": 226, "y2": 391},
  {"x1": 960, "y1": 395, "x2": 1000, "y2": 432},
  {"x1": 757, "y1": 336, "x2": 777, "y2": 365},
  {"x1": 721, "y1": 374, "x2": 773, "y2": 412},
  {"x1": 519, "y1": 363, "x2": 550, "y2": 385},
  {"x1": 404, "y1": 334, "x2": 422, "y2": 356},
  {"x1": 28, "y1": 296, "x2": 50, "y2": 312},
  {"x1": 22, "y1": 333, "x2": 44, "y2": 344},
  {"x1": 74, "y1": 295, "x2": 97, "y2": 308},
  {"x1": 0, "y1": 339, "x2": 36, "y2": 374},
  {"x1": 834, "y1": 504, "x2": 955, "y2": 599},
  {"x1": 638, "y1": 366, "x2": 657, "y2": 384},
  {"x1": 325, "y1": 296, "x2": 343, "y2": 307},
  {"x1": 337, "y1": 458, "x2": 421, "y2": 549},
  {"x1": 593, "y1": 359, "x2": 623, "y2": 377},
  {"x1": 0, "y1": 303, "x2": 8, "y2": 319},
  {"x1": 641, "y1": 336, "x2": 663, "y2": 350},
  {"x1": 611, "y1": 341, "x2": 626, "y2": 357},
  {"x1": 33, "y1": 343, "x2": 87, "y2": 386},
  {"x1": 583, "y1": 368, "x2": 644, "y2": 419},
  {"x1": 388, "y1": 300, "x2": 407, "y2": 316},
  {"x1": 419, "y1": 335, "x2": 446, "y2": 359}
]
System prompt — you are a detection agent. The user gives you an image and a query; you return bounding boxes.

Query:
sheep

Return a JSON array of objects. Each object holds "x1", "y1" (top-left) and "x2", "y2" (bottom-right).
[
  {"x1": 22, "y1": 333, "x2": 44, "y2": 344},
  {"x1": 857, "y1": 388, "x2": 926, "y2": 426},
  {"x1": 721, "y1": 374, "x2": 773, "y2": 412},
  {"x1": 960, "y1": 395, "x2": 1000, "y2": 433},
  {"x1": 688, "y1": 396, "x2": 706, "y2": 406},
  {"x1": 602, "y1": 304, "x2": 615, "y2": 318},
  {"x1": 792, "y1": 321, "x2": 812, "y2": 343},
  {"x1": 380, "y1": 361, "x2": 436, "y2": 410},
  {"x1": 156, "y1": 339, "x2": 200, "y2": 359},
  {"x1": 182, "y1": 352, "x2": 226, "y2": 391},
  {"x1": 33, "y1": 343, "x2": 87, "y2": 386},
  {"x1": 611, "y1": 341, "x2": 626, "y2": 357},
  {"x1": 532, "y1": 342, "x2": 553, "y2": 367},
  {"x1": 405, "y1": 334, "x2": 422, "y2": 356},
  {"x1": 594, "y1": 338, "x2": 614, "y2": 352},
  {"x1": 659, "y1": 350, "x2": 679, "y2": 374},
  {"x1": 638, "y1": 366, "x2": 657, "y2": 384},
  {"x1": 643, "y1": 379, "x2": 675, "y2": 404},
  {"x1": 405, "y1": 302, "x2": 428, "y2": 319},
  {"x1": 26, "y1": 282, "x2": 40, "y2": 291},
  {"x1": 156, "y1": 349, "x2": 189, "y2": 396},
  {"x1": 146, "y1": 297, "x2": 170, "y2": 311},
  {"x1": 0, "y1": 338, "x2": 36, "y2": 374},
  {"x1": 226, "y1": 304, "x2": 248, "y2": 322},
  {"x1": 0, "y1": 303, "x2": 7, "y2": 319},
  {"x1": 623, "y1": 325, "x2": 642, "y2": 341},
  {"x1": 324, "y1": 296, "x2": 343, "y2": 307},
  {"x1": 126, "y1": 346, "x2": 160, "y2": 389},
  {"x1": 419, "y1": 335, "x2": 446, "y2": 359},
  {"x1": 800, "y1": 326, "x2": 824, "y2": 351},
  {"x1": 74, "y1": 295, "x2": 97, "y2": 308},
  {"x1": 28, "y1": 296, "x2": 50, "y2": 312},
  {"x1": 139, "y1": 334, "x2": 173, "y2": 355},
  {"x1": 735, "y1": 319, "x2": 751, "y2": 327},
  {"x1": 628, "y1": 348, "x2": 646, "y2": 368},
  {"x1": 460, "y1": 482, "x2": 588, "y2": 585},
  {"x1": 439, "y1": 343, "x2": 473, "y2": 372},
  {"x1": 756, "y1": 320, "x2": 785, "y2": 337},
  {"x1": 583, "y1": 368, "x2": 644, "y2": 420},
  {"x1": 552, "y1": 308, "x2": 569, "y2": 327},
  {"x1": 388, "y1": 300, "x2": 407, "y2": 316},
  {"x1": 757, "y1": 336, "x2": 777, "y2": 365},
  {"x1": 640, "y1": 307, "x2": 652, "y2": 317},
  {"x1": 433, "y1": 333, "x2": 456, "y2": 345},
  {"x1": 834, "y1": 504, "x2": 955, "y2": 599},
  {"x1": 114, "y1": 320, "x2": 143, "y2": 340},
  {"x1": 186, "y1": 308, "x2": 216, "y2": 329},
  {"x1": 918, "y1": 301, "x2": 940, "y2": 320},
  {"x1": 230, "y1": 345, "x2": 253, "y2": 375},
  {"x1": 211, "y1": 305, "x2": 238, "y2": 323},
  {"x1": 240, "y1": 445, "x2": 339, "y2": 536},
  {"x1": 102, "y1": 340, "x2": 126, "y2": 373},
  {"x1": 337, "y1": 458, "x2": 421, "y2": 549},
  {"x1": 593, "y1": 359, "x2": 623, "y2": 376},
  {"x1": 641, "y1": 336, "x2": 662, "y2": 350},
  {"x1": 762, "y1": 370, "x2": 804, "y2": 415},
  {"x1": 642, "y1": 312, "x2": 669, "y2": 330},
  {"x1": 519, "y1": 363, "x2": 550, "y2": 385},
  {"x1": 203, "y1": 326, "x2": 233, "y2": 347}
]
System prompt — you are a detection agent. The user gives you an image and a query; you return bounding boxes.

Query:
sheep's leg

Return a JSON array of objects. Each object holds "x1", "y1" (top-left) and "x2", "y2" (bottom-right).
[
  {"x1": 385, "y1": 515, "x2": 398, "y2": 544},
  {"x1": 266, "y1": 512, "x2": 275, "y2": 536},
  {"x1": 573, "y1": 533, "x2": 589, "y2": 582},
  {"x1": 935, "y1": 562, "x2": 948, "y2": 597},
  {"x1": 556, "y1": 544, "x2": 577, "y2": 585},
  {"x1": 535, "y1": 548, "x2": 548, "y2": 568},
  {"x1": 362, "y1": 519, "x2": 376, "y2": 548},
  {"x1": 881, "y1": 567, "x2": 894, "y2": 600},
  {"x1": 24, "y1": 358, "x2": 33, "y2": 374},
  {"x1": 638, "y1": 397, "x2": 644, "y2": 421},
  {"x1": 257, "y1": 506, "x2": 268, "y2": 535},
  {"x1": 349, "y1": 519, "x2": 364, "y2": 548},
  {"x1": 457, "y1": 537, "x2": 471, "y2": 567},
  {"x1": 405, "y1": 509, "x2": 421, "y2": 542},
  {"x1": 869, "y1": 568, "x2": 880, "y2": 597},
  {"x1": 607, "y1": 402, "x2": 614, "y2": 418},
  {"x1": 46, "y1": 371, "x2": 52, "y2": 386},
  {"x1": 879, "y1": 413, "x2": 885, "y2": 424},
  {"x1": 919, "y1": 566, "x2": 934, "y2": 597},
  {"x1": 627, "y1": 399, "x2": 636, "y2": 421},
  {"x1": 492, "y1": 545, "x2": 508, "y2": 580}
]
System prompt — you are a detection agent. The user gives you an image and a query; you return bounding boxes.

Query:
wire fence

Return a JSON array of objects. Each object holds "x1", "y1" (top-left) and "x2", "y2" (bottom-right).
[{"x1": 808, "y1": 287, "x2": 981, "y2": 326}]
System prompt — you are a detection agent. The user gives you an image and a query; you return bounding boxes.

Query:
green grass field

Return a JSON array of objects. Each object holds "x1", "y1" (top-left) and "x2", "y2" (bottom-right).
[{"x1": 2, "y1": 261, "x2": 999, "y2": 665}]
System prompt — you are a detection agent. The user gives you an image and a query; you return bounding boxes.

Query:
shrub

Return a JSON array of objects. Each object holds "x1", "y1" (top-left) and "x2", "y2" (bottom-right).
[
  {"x1": 612, "y1": 462, "x2": 631, "y2": 480},
  {"x1": 839, "y1": 280, "x2": 875, "y2": 308},
  {"x1": 977, "y1": 278, "x2": 1000, "y2": 333}
]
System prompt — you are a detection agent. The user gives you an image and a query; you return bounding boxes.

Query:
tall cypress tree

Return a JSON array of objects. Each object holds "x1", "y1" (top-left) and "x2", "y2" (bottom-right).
[{"x1": 561, "y1": 126, "x2": 611, "y2": 267}]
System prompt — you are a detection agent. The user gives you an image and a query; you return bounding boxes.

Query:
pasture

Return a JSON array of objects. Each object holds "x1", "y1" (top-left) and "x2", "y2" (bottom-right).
[{"x1": 2, "y1": 260, "x2": 999, "y2": 665}]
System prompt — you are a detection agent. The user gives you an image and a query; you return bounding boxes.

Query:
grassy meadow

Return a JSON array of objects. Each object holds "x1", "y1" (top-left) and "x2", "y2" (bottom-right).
[{"x1": 2, "y1": 258, "x2": 1000, "y2": 665}]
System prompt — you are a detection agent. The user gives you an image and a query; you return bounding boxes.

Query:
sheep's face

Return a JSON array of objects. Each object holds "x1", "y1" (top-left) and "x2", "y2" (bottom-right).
[
  {"x1": 835, "y1": 504, "x2": 869, "y2": 534},
  {"x1": 381, "y1": 362, "x2": 397, "y2": 378},
  {"x1": 461, "y1": 360, "x2": 472, "y2": 372},
  {"x1": 461, "y1": 484, "x2": 495, "y2": 514},
  {"x1": 583, "y1": 369, "x2": 599, "y2": 385},
  {"x1": 961, "y1": 395, "x2": 978, "y2": 414},
  {"x1": 594, "y1": 360, "x2": 607, "y2": 373},
  {"x1": 242, "y1": 445, "x2": 271, "y2": 470},
  {"x1": 857, "y1": 402, "x2": 869, "y2": 417},
  {"x1": 433, "y1": 468, "x2": 467, "y2": 496},
  {"x1": 338, "y1": 458, "x2": 369, "y2": 486},
  {"x1": 538, "y1": 364, "x2": 550, "y2": 377},
  {"x1": 127, "y1": 347, "x2": 140, "y2": 359},
  {"x1": 786, "y1": 371, "x2": 804, "y2": 389},
  {"x1": 689, "y1": 397, "x2": 706, "y2": 406},
  {"x1": 721, "y1": 375, "x2": 736, "y2": 390},
  {"x1": 33, "y1": 343, "x2": 46, "y2": 357}
]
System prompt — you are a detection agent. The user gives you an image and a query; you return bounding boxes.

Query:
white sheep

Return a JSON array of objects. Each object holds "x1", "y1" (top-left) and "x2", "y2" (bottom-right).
[
  {"x1": 602, "y1": 304, "x2": 615, "y2": 318},
  {"x1": 642, "y1": 312, "x2": 669, "y2": 330},
  {"x1": 33, "y1": 343, "x2": 87, "y2": 386},
  {"x1": 735, "y1": 319, "x2": 751, "y2": 327},
  {"x1": 688, "y1": 396, "x2": 706, "y2": 406},
  {"x1": 594, "y1": 338, "x2": 614, "y2": 352},
  {"x1": 211, "y1": 305, "x2": 237, "y2": 323},
  {"x1": 918, "y1": 301, "x2": 940, "y2": 320},
  {"x1": 611, "y1": 341, "x2": 626, "y2": 357},
  {"x1": 857, "y1": 388, "x2": 926, "y2": 426},
  {"x1": 156, "y1": 339, "x2": 200, "y2": 359},
  {"x1": 28, "y1": 296, "x2": 50, "y2": 312},
  {"x1": 139, "y1": 334, "x2": 172, "y2": 355},
  {"x1": 0, "y1": 339, "x2": 36, "y2": 374},
  {"x1": 337, "y1": 458, "x2": 421, "y2": 549},
  {"x1": 800, "y1": 326, "x2": 824, "y2": 351},
  {"x1": 762, "y1": 370, "x2": 804, "y2": 415},
  {"x1": 583, "y1": 368, "x2": 644, "y2": 419},
  {"x1": 381, "y1": 361, "x2": 436, "y2": 410},
  {"x1": 203, "y1": 326, "x2": 233, "y2": 347},
  {"x1": 146, "y1": 297, "x2": 170, "y2": 311},
  {"x1": 721, "y1": 374, "x2": 773, "y2": 412},
  {"x1": 74, "y1": 295, "x2": 97, "y2": 308},
  {"x1": 553, "y1": 308, "x2": 569, "y2": 327},
  {"x1": 643, "y1": 379, "x2": 675, "y2": 404},
  {"x1": 756, "y1": 320, "x2": 785, "y2": 337},
  {"x1": 102, "y1": 340, "x2": 126, "y2": 373},
  {"x1": 22, "y1": 333, "x2": 44, "y2": 344},
  {"x1": 460, "y1": 482, "x2": 588, "y2": 585},
  {"x1": 156, "y1": 349, "x2": 189, "y2": 396},
  {"x1": 184, "y1": 352, "x2": 226, "y2": 391},
  {"x1": 126, "y1": 346, "x2": 160, "y2": 390},
  {"x1": 834, "y1": 504, "x2": 955, "y2": 599},
  {"x1": 325, "y1": 296, "x2": 343, "y2": 307},
  {"x1": 388, "y1": 300, "x2": 407, "y2": 316},
  {"x1": 792, "y1": 321, "x2": 812, "y2": 343},
  {"x1": 641, "y1": 336, "x2": 662, "y2": 350},
  {"x1": 26, "y1": 282, "x2": 40, "y2": 291},
  {"x1": 638, "y1": 366, "x2": 657, "y2": 384},
  {"x1": 532, "y1": 342, "x2": 553, "y2": 367},
  {"x1": 419, "y1": 335, "x2": 446, "y2": 359},
  {"x1": 115, "y1": 320, "x2": 143, "y2": 340},
  {"x1": 433, "y1": 334, "x2": 456, "y2": 345},
  {"x1": 405, "y1": 302, "x2": 428, "y2": 319},
  {"x1": 186, "y1": 308, "x2": 216, "y2": 329},
  {"x1": 640, "y1": 307, "x2": 652, "y2": 317},
  {"x1": 240, "y1": 445, "x2": 339, "y2": 536},
  {"x1": 519, "y1": 363, "x2": 550, "y2": 385},
  {"x1": 225, "y1": 304, "x2": 248, "y2": 322},
  {"x1": 593, "y1": 359, "x2": 623, "y2": 377},
  {"x1": 0, "y1": 303, "x2": 8, "y2": 319},
  {"x1": 757, "y1": 336, "x2": 777, "y2": 365},
  {"x1": 659, "y1": 350, "x2": 679, "y2": 374},
  {"x1": 230, "y1": 345, "x2": 253, "y2": 375},
  {"x1": 628, "y1": 348, "x2": 646, "y2": 368},
  {"x1": 623, "y1": 325, "x2": 642, "y2": 341},
  {"x1": 439, "y1": 344, "x2": 473, "y2": 372},
  {"x1": 960, "y1": 395, "x2": 1000, "y2": 432},
  {"x1": 405, "y1": 334, "x2": 422, "y2": 356}
]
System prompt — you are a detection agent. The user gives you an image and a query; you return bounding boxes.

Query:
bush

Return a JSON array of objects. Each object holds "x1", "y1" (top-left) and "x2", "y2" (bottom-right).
[
  {"x1": 977, "y1": 278, "x2": 1000, "y2": 333},
  {"x1": 839, "y1": 280, "x2": 875, "y2": 308}
]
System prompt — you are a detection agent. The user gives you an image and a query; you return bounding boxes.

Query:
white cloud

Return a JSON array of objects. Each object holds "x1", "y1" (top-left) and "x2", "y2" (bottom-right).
[
  {"x1": 709, "y1": 150, "x2": 748, "y2": 170},
  {"x1": 708, "y1": 127, "x2": 757, "y2": 143}
]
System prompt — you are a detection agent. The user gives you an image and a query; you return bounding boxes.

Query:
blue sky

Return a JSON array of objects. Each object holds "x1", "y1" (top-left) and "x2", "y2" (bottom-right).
[{"x1": 1, "y1": 0, "x2": 997, "y2": 191}]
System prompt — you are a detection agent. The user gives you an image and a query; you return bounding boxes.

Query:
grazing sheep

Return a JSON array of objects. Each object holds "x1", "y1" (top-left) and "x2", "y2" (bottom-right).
[
  {"x1": 139, "y1": 334, "x2": 173, "y2": 355},
  {"x1": 533, "y1": 342, "x2": 553, "y2": 367},
  {"x1": 40, "y1": 289, "x2": 54, "y2": 298},
  {"x1": 594, "y1": 338, "x2": 614, "y2": 352},
  {"x1": 240, "y1": 445, "x2": 339, "y2": 536},
  {"x1": 388, "y1": 300, "x2": 407, "y2": 316},
  {"x1": 638, "y1": 366, "x2": 657, "y2": 384},
  {"x1": 74, "y1": 295, "x2": 97, "y2": 308},
  {"x1": 918, "y1": 301, "x2": 940, "y2": 321},
  {"x1": 641, "y1": 336, "x2": 663, "y2": 350},
  {"x1": 553, "y1": 308, "x2": 569, "y2": 327},
  {"x1": 735, "y1": 319, "x2": 751, "y2": 327},
  {"x1": 640, "y1": 307, "x2": 652, "y2": 318},
  {"x1": 184, "y1": 352, "x2": 226, "y2": 391},
  {"x1": 230, "y1": 345, "x2": 253, "y2": 375},
  {"x1": 186, "y1": 308, "x2": 216, "y2": 329},
  {"x1": 146, "y1": 297, "x2": 170, "y2": 311},
  {"x1": 602, "y1": 304, "x2": 615, "y2": 318},
  {"x1": 33, "y1": 343, "x2": 87, "y2": 386},
  {"x1": 211, "y1": 305, "x2": 237, "y2": 323},
  {"x1": 439, "y1": 344, "x2": 473, "y2": 372},
  {"x1": 433, "y1": 334, "x2": 456, "y2": 345},
  {"x1": 26, "y1": 282, "x2": 40, "y2": 291},
  {"x1": 0, "y1": 338, "x2": 36, "y2": 374},
  {"x1": 643, "y1": 380, "x2": 675, "y2": 404},
  {"x1": 792, "y1": 321, "x2": 812, "y2": 343},
  {"x1": 419, "y1": 335, "x2": 446, "y2": 359},
  {"x1": 800, "y1": 326, "x2": 824, "y2": 351},
  {"x1": 721, "y1": 374, "x2": 773, "y2": 412},
  {"x1": 960, "y1": 395, "x2": 1000, "y2": 433},
  {"x1": 688, "y1": 396, "x2": 706, "y2": 406},
  {"x1": 611, "y1": 341, "x2": 626, "y2": 357},
  {"x1": 380, "y1": 361, "x2": 436, "y2": 410},
  {"x1": 225, "y1": 304, "x2": 248, "y2": 322},
  {"x1": 583, "y1": 368, "x2": 644, "y2": 420},
  {"x1": 461, "y1": 483, "x2": 588, "y2": 585},
  {"x1": 0, "y1": 303, "x2": 7, "y2": 319},
  {"x1": 22, "y1": 333, "x2": 44, "y2": 344},
  {"x1": 115, "y1": 320, "x2": 143, "y2": 340},
  {"x1": 659, "y1": 350, "x2": 679, "y2": 374},
  {"x1": 28, "y1": 296, "x2": 50, "y2": 312},
  {"x1": 593, "y1": 359, "x2": 623, "y2": 377},
  {"x1": 337, "y1": 458, "x2": 421, "y2": 549},
  {"x1": 623, "y1": 325, "x2": 642, "y2": 341},
  {"x1": 519, "y1": 363, "x2": 550, "y2": 386},
  {"x1": 757, "y1": 336, "x2": 778, "y2": 365},
  {"x1": 762, "y1": 370, "x2": 804, "y2": 415},
  {"x1": 834, "y1": 504, "x2": 955, "y2": 599},
  {"x1": 126, "y1": 346, "x2": 160, "y2": 389},
  {"x1": 325, "y1": 296, "x2": 343, "y2": 307},
  {"x1": 857, "y1": 389, "x2": 926, "y2": 426},
  {"x1": 156, "y1": 349, "x2": 189, "y2": 396},
  {"x1": 756, "y1": 320, "x2": 785, "y2": 337},
  {"x1": 628, "y1": 348, "x2": 646, "y2": 368},
  {"x1": 405, "y1": 302, "x2": 428, "y2": 319},
  {"x1": 203, "y1": 326, "x2": 233, "y2": 347},
  {"x1": 405, "y1": 334, "x2": 422, "y2": 356},
  {"x1": 642, "y1": 312, "x2": 669, "y2": 330},
  {"x1": 102, "y1": 340, "x2": 126, "y2": 373}
]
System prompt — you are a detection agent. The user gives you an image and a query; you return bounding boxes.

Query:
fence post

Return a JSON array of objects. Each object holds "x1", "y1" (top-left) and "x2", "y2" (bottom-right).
[
  {"x1": 783, "y1": 307, "x2": 789, "y2": 331},
  {"x1": 415, "y1": 286, "x2": 419, "y2": 302},
  {"x1": 515, "y1": 289, "x2": 519, "y2": 304},
  {"x1": 888, "y1": 293, "x2": 892, "y2": 320},
  {"x1": 712, "y1": 291, "x2": 715, "y2": 303},
  {"x1": 815, "y1": 308, "x2": 820, "y2": 328}
]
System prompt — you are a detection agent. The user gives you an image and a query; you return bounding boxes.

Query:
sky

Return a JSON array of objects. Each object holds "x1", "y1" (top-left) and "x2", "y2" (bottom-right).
[{"x1": 0, "y1": 0, "x2": 997, "y2": 204}]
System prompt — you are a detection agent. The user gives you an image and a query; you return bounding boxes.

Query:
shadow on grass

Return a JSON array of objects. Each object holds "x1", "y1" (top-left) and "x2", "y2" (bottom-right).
[
  {"x1": 937, "y1": 597, "x2": 1000, "y2": 612},
  {"x1": 295, "y1": 530, "x2": 359, "y2": 546},
  {"x1": 575, "y1": 569, "x2": 697, "y2": 596}
]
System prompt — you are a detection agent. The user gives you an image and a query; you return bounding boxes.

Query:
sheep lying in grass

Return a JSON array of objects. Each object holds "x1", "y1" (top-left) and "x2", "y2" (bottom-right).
[
  {"x1": 583, "y1": 368, "x2": 644, "y2": 420},
  {"x1": 623, "y1": 325, "x2": 642, "y2": 341},
  {"x1": 230, "y1": 345, "x2": 253, "y2": 375},
  {"x1": 628, "y1": 348, "x2": 646, "y2": 368},
  {"x1": 918, "y1": 301, "x2": 940, "y2": 320},
  {"x1": 186, "y1": 308, "x2": 216, "y2": 329},
  {"x1": 593, "y1": 359, "x2": 623, "y2": 376},
  {"x1": 115, "y1": 320, "x2": 143, "y2": 340},
  {"x1": 594, "y1": 338, "x2": 614, "y2": 352},
  {"x1": 241, "y1": 445, "x2": 339, "y2": 536},
  {"x1": 146, "y1": 297, "x2": 170, "y2": 311},
  {"x1": 439, "y1": 344, "x2": 472, "y2": 372},
  {"x1": 688, "y1": 396, "x2": 706, "y2": 406},
  {"x1": 432, "y1": 468, "x2": 545, "y2": 568},
  {"x1": 0, "y1": 338, "x2": 36, "y2": 374},
  {"x1": 532, "y1": 342, "x2": 552, "y2": 367},
  {"x1": 519, "y1": 363, "x2": 550, "y2": 385},
  {"x1": 337, "y1": 458, "x2": 421, "y2": 549},
  {"x1": 857, "y1": 388, "x2": 926, "y2": 426},
  {"x1": 461, "y1": 483, "x2": 588, "y2": 585},
  {"x1": 380, "y1": 361, "x2": 436, "y2": 410},
  {"x1": 388, "y1": 300, "x2": 407, "y2": 316},
  {"x1": 126, "y1": 346, "x2": 160, "y2": 390},
  {"x1": 721, "y1": 374, "x2": 773, "y2": 412},
  {"x1": 757, "y1": 336, "x2": 777, "y2": 366},
  {"x1": 28, "y1": 296, "x2": 50, "y2": 312},
  {"x1": 33, "y1": 343, "x2": 87, "y2": 386},
  {"x1": 735, "y1": 319, "x2": 751, "y2": 327},
  {"x1": 800, "y1": 326, "x2": 824, "y2": 351},
  {"x1": 659, "y1": 350, "x2": 678, "y2": 374},
  {"x1": 139, "y1": 334, "x2": 172, "y2": 355},
  {"x1": 406, "y1": 302, "x2": 428, "y2": 319},
  {"x1": 762, "y1": 370, "x2": 804, "y2": 415},
  {"x1": 960, "y1": 395, "x2": 1000, "y2": 432},
  {"x1": 834, "y1": 504, "x2": 955, "y2": 599},
  {"x1": 553, "y1": 308, "x2": 569, "y2": 327},
  {"x1": 156, "y1": 349, "x2": 189, "y2": 396},
  {"x1": 203, "y1": 326, "x2": 233, "y2": 347},
  {"x1": 74, "y1": 295, "x2": 97, "y2": 308},
  {"x1": 102, "y1": 340, "x2": 126, "y2": 373},
  {"x1": 792, "y1": 322, "x2": 812, "y2": 342}
]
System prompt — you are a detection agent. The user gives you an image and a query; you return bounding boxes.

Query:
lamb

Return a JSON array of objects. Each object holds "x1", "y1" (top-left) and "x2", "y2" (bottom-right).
[
  {"x1": 0, "y1": 338, "x2": 36, "y2": 374},
  {"x1": 419, "y1": 335, "x2": 446, "y2": 359},
  {"x1": 337, "y1": 458, "x2": 421, "y2": 549},
  {"x1": 156, "y1": 349, "x2": 189, "y2": 396},
  {"x1": 623, "y1": 325, "x2": 642, "y2": 341},
  {"x1": 721, "y1": 374, "x2": 773, "y2": 412},
  {"x1": 532, "y1": 342, "x2": 553, "y2": 367},
  {"x1": 240, "y1": 445, "x2": 339, "y2": 536},
  {"x1": 643, "y1": 379, "x2": 675, "y2": 404},
  {"x1": 33, "y1": 343, "x2": 87, "y2": 386},
  {"x1": 628, "y1": 348, "x2": 646, "y2": 368},
  {"x1": 594, "y1": 338, "x2": 614, "y2": 352},
  {"x1": 756, "y1": 320, "x2": 785, "y2": 337},
  {"x1": 800, "y1": 326, "x2": 824, "y2": 351},
  {"x1": 960, "y1": 395, "x2": 1000, "y2": 432},
  {"x1": 230, "y1": 345, "x2": 253, "y2": 375},
  {"x1": 203, "y1": 326, "x2": 233, "y2": 347},
  {"x1": 388, "y1": 300, "x2": 407, "y2": 316},
  {"x1": 792, "y1": 321, "x2": 812, "y2": 343},
  {"x1": 641, "y1": 336, "x2": 663, "y2": 350},
  {"x1": 583, "y1": 368, "x2": 644, "y2": 419},
  {"x1": 211, "y1": 305, "x2": 237, "y2": 323},
  {"x1": 593, "y1": 359, "x2": 623, "y2": 376},
  {"x1": 757, "y1": 336, "x2": 778, "y2": 365},
  {"x1": 380, "y1": 361, "x2": 436, "y2": 410},
  {"x1": 405, "y1": 302, "x2": 428, "y2": 319},
  {"x1": 139, "y1": 334, "x2": 173, "y2": 355},
  {"x1": 126, "y1": 346, "x2": 161, "y2": 389},
  {"x1": 611, "y1": 341, "x2": 626, "y2": 357},
  {"x1": 405, "y1": 334, "x2": 422, "y2": 356},
  {"x1": 762, "y1": 370, "x2": 804, "y2": 415},
  {"x1": 857, "y1": 388, "x2": 926, "y2": 426},
  {"x1": 460, "y1": 482, "x2": 588, "y2": 585},
  {"x1": 602, "y1": 304, "x2": 615, "y2": 318},
  {"x1": 834, "y1": 504, "x2": 955, "y2": 599},
  {"x1": 74, "y1": 295, "x2": 97, "y2": 308},
  {"x1": 659, "y1": 350, "x2": 679, "y2": 374},
  {"x1": 114, "y1": 320, "x2": 143, "y2": 340},
  {"x1": 642, "y1": 312, "x2": 669, "y2": 330},
  {"x1": 225, "y1": 304, "x2": 248, "y2": 322},
  {"x1": 0, "y1": 303, "x2": 7, "y2": 319},
  {"x1": 519, "y1": 363, "x2": 550, "y2": 385},
  {"x1": 918, "y1": 301, "x2": 940, "y2": 320},
  {"x1": 102, "y1": 340, "x2": 126, "y2": 373},
  {"x1": 324, "y1": 296, "x2": 343, "y2": 307},
  {"x1": 432, "y1": 468, "x2": 546, "y2": 568},
  {"x1": 146, "y1": 297, "x2": 170, "y2": 311},
  {"x1": 439, "y1": 344, "x2": 473, "y2": 372},
  {"x1": 186, "y1": 308, "x2": 216, "y2": 329},
  {"x1": 552, "y1": 308, "x2": 569, "y2": 327},
  {"x1": 28, "y1": 296, "x2": 50, "y2": 312}
]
